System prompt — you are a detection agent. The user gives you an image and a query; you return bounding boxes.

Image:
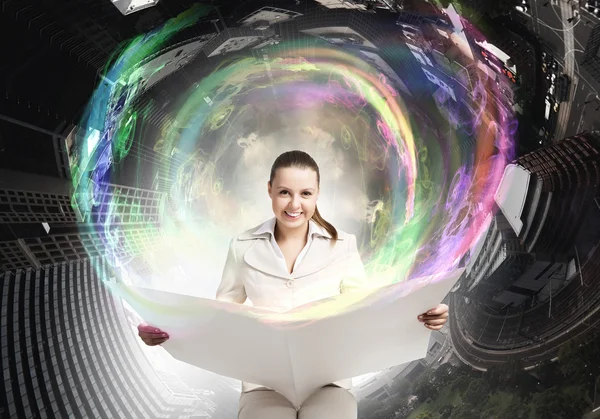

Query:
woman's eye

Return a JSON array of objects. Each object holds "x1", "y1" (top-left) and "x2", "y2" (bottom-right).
[
  {"x1": 303, "y1": 192, "x2": 312, "y2": 196},
  {"x1": 280, "y1": 191, "x2": 289, "y2": 195}
]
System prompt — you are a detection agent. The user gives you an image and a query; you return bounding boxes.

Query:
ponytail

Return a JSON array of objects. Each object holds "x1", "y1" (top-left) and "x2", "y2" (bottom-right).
[{"x1": 311, "y1": 206, "x2": 338, "y2": 243}]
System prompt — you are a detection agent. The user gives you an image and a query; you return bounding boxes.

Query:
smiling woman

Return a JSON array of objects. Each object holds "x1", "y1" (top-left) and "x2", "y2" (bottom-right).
[
  {"x1": 267, "y1": 150, "x2": 338, "y2": 246},
  {"x1": 138, "y1": 149, "x2": 450, "y2": 419}
]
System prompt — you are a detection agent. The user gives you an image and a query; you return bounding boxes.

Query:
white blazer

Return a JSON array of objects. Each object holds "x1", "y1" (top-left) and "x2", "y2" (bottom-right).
[{"x1": 215, "y1": 218, "x2": 369, "y2": 394}]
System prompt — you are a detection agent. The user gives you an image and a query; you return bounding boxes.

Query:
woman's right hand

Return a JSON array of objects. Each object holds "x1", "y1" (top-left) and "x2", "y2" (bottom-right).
[{"x1": 137, "y1": 323, "x2": 169, "y2": 346}]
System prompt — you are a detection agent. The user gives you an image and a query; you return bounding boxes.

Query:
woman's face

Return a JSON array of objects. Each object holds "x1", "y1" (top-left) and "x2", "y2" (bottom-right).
[{"x1": 268, "y1": 167, "x2": 320, "y2": 230}]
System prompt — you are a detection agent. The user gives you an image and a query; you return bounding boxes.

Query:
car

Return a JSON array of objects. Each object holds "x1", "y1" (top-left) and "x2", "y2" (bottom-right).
[
  {"x1": 556, "y1": 74, "x2": 571, "y2": 102},
  {"x1": 586, "y1": 1, "x2": 600, "y2": 15},
  {"x1": 585, "y1": 1, "x2": 598, "y2": 11},
  {"x1": 516, "y1": 5, "x2": 529, "y2": 13}
]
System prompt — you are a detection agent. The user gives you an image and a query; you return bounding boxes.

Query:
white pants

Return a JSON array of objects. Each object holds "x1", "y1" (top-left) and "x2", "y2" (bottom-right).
[{"x1": 238, "y1": 386, "x2": 357, "y2": 419}]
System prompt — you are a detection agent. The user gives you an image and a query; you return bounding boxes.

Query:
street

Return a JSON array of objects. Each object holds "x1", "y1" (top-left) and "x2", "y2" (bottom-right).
[{"x1": 519, "y1": 0, "x2": 600, "y2": 139}]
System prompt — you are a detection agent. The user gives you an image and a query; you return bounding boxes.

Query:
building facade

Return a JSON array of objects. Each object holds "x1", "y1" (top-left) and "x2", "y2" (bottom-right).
[
  {"x1": 0, "y1": 257, "x2": 201, "y2": 419},
  {"x1": 449, "y1": 131, "x2": 600, "y2": 369}
]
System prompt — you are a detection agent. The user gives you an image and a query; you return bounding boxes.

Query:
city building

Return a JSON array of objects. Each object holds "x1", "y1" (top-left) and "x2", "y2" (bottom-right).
[
  {"x1": 111, "y1": 0, "x2": 160, "y2": 16},
  {"x1": 463, "y1": 132, "x2": 600, "y2": 308},
  {"x1": 0, "y1": 170, "x2": 165, "y2": 272},
  {"x1": 582, "y1": 23, "x2": 600, "y2": 84},
  {"x1": 496, "y1": 132, "x2": 600, "y2": 256},
  {"x1": 460, "y1": 212, "x2": 534, "y2": 308},
  {"x1": 449, "y1": 131, "x2": 600, "y2": 369},
  {"x1": 313, "y1": 0, "x2": 402, "y2": 12},
  {"x1": 238, "y1": 6, "x2": 303, "y2": 29},
  {"x1": 396, "y1": 0, "x2": 450, "y2": 27},
  {"x1": 0, "y1": 257, "x2": 204, "y2": 419},
  {"x1": 0, "y1": 169, "x2": 79, "y2": 225},
  {"x1": 202, "y1": 27, "x2": 272, "y2": 58}
]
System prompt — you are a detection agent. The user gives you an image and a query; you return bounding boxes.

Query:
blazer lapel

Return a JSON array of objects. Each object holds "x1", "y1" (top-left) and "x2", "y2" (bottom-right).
[
  {"x1": 242, "y1": 237, "x2": 290, "y2": 279},
  {"x1": 237, "y1": 220, "x2": 346, "y2": 280},
  {"x1": 292, "y1": 236, "x2": 342, "y2": 279}
]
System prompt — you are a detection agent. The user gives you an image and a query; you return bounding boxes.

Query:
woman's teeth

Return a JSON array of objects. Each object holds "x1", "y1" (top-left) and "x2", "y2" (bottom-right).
[{"x1": 285, "y1": 211, "x2": 301, "y2": 218}]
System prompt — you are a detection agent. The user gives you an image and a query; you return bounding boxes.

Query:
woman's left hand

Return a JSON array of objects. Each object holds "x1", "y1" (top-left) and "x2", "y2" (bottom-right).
[{"x1": 417, "y1": 304, "x2": 449, "y2": 330}]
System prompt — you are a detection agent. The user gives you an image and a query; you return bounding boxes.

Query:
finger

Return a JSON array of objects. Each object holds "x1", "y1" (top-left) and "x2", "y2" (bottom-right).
[
  {"x1": 424, "y1": 323, "x2": 444, "y2": 330},
  {"x1": 419, "y1": 312, "x2": 449, "y2": 321},
  {"x1": 139, "y1": 330, "x2": 169, "y2": 339},
  {"x1": 424, "y1": 304, "x2": 448, "y2": 316},
  {"x1": 423, "y1": 318, "x2": 447, "y2": 326},
  {"x1": 419, "y1": 313, "x2": 448, "y2": 322},
  {"x1": 143, "y1": 337, "x2": 169, "y2": 346},
  {"x1": 138, "y1": 325, "x2": 164, "y2": 334}
]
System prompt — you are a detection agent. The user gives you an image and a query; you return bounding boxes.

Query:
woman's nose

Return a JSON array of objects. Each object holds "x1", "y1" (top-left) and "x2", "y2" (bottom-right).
[{"x1": 290, "y1": 195, "x2": 301, "y2": 208}]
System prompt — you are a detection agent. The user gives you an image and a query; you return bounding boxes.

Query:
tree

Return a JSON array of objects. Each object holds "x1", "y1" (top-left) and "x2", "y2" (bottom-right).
[
  {"x1": 449, "y1": 403, "x2": 481, "y2": 419},
  {"x1": 439, "y1": 404, "x2": 454, "y2": 419},
  {"x1": 415, "y1": 411, "x2": 434, "y2": 419},
  {"x1": 462, "y1": 378, "x2": 490, "y2": 406},
  {"x1": 484, "y1": 359, "x2": 524, "y2": 390},
  {"x1": 450, "y1": 374, "x2": 470, "y2": 393},
  {"x1": 413, "y1": 379, "x2": 439, "y2": 403},
  {"x1": 529, "y1": 387, "x2": 591, "y2": 418},
  {"x1": 433, "y1": 363, "x2": 455, "y2": 387},
  {"x1": 454, "y1": 362, "x2": 481, "y2": 379},
  {"x1": 482, "y1": 394, "x2": 530, "y2": 419},
  {"x1": 388, "y1": 395, "x2": 410, "y2": 417},
  {"x1": 503, "y1": 399, "x2": 531, "y2": 418},
  {"x1": 535, "y1": 360, "x2": 562, "y2": 386},
  {"x1": 558, "y1": 338, "x2": 600, "y2": 386}
]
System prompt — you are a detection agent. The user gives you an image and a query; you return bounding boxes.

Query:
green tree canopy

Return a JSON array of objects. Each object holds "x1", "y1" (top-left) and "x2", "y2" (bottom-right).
[
  {"x1": 439, "y1": 404, "x2": 454, "y2": 419},
  {"x1": 462, "y1": 378, "x2": 490, "y2": 406},
  {"x1": 449, "y1": 403, "x2": 481, "y2": 419},
  {"x1": 414, "y1": 379, "x2": 439, "y2": 403},
  {"x1": 415, "y1": 411, "x2": 434, "y2": 419},
  {"x1": 482, "y1": 392, "x2": 530, "y2": 419},
  {"x1": 529, "y1": 386, "x2": 591, "y2": 418}
]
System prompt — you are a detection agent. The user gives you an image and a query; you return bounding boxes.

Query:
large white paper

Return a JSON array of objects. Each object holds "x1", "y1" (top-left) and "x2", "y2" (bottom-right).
[{"x1": 111, "y1": 268, "x2": 463, "y2": 408}]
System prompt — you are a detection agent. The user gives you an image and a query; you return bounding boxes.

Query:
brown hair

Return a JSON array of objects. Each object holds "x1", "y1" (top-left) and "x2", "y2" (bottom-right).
[{"x1": 269, "y1": 150, "x2": 338, "y2": 242}]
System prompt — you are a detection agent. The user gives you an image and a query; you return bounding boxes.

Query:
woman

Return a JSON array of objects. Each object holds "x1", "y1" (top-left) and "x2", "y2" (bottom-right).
[{"x1": 138, "y1": 150, "x2": 449, "y2": 419}]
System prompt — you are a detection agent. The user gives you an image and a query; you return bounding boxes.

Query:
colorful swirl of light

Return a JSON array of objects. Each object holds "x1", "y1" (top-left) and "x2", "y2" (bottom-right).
[{"x1": 71, "y1": 7, "x2": 516, "y2": 325}]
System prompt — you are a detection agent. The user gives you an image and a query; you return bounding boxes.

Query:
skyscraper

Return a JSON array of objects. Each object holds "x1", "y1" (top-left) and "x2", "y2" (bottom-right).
[
  {"x1": 0, "y1": 257, "x2": 202, "y2": 419},
  {"x1": 449, "y1": 131, "x2": 600, "y2": 369},
  {"x1": 496, "y1": 131, "x2": 600, "y2": 256}
]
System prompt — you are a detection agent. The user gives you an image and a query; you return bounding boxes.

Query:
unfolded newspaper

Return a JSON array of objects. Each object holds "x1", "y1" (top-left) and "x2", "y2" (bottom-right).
[{"x1": 110, "y1": 268, "x2": 463, "y2": 407}]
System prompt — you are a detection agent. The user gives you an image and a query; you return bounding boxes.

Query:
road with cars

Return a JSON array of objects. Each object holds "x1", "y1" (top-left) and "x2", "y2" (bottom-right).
[{"x1": 517, "y1": 0, "x2": 600, "y2": 141}]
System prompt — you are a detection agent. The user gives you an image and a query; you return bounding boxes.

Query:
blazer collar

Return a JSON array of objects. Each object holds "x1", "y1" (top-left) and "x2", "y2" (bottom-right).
[
  {"x1": 238, "y1": 218, "x2": 343, "y2": 279},
  {"x1": 239, "y1": 217, "x2": 331, "y2": 240}
]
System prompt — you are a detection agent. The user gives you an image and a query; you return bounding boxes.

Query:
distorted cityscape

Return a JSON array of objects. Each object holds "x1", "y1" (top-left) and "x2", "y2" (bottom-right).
[{"x1": 1, "y1": 0, "x2": 600, "y2": 418}]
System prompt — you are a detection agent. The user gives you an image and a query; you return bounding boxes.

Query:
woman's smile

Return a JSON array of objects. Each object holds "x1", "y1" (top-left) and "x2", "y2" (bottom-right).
[{"x1": 284, "y1": 210, "x2": 303, "y2": 220}]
